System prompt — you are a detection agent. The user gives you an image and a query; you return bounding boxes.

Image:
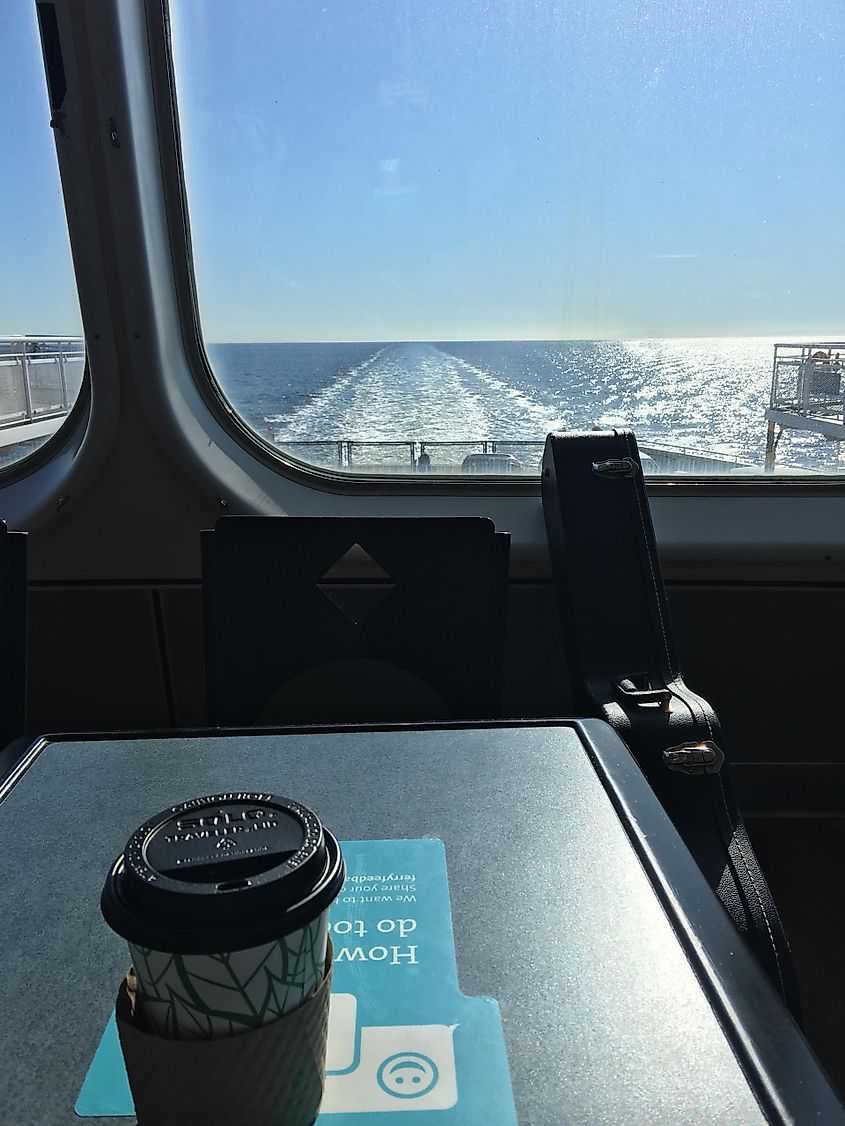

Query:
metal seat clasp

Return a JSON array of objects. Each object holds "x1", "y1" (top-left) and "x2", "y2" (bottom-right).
[
  {"x1": 663, "y1": 741, "x2": 725, "y2": 775},
  {"x1": 592, "y1": 457, "x2": 639, "y2": 478}
]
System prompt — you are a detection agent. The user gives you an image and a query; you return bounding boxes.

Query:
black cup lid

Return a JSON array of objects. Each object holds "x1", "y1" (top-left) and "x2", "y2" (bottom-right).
[{"x1": 101, "y1": 793, "x2": 344, "y2": 953}]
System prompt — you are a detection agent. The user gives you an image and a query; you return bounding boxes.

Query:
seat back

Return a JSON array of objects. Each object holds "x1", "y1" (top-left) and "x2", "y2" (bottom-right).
[
  {"x1": 541, "y1": 429, "x2": 802, "y2": 1019},
  {"x1": 202, "y1": 516, "x2": 510, "y2": 726},
  {"x1": 0, "y1": 522, "x2": 27, "y2": 751}
]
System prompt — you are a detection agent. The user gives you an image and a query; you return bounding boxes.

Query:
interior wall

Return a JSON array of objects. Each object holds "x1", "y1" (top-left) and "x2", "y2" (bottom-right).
[
  {"x1": 669, "y1": 583, "x2": 845, "y2": 764},
  {"x1": 27, "y1": 582, "x2": 843, "y2": 769}
]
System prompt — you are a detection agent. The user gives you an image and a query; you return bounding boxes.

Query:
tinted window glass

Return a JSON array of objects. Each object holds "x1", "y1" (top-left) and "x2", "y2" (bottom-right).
[
  {"x1": 0, "y1": 4, "x2": 84, "y2": 468},
  {"x1": 171, "y1": 0, "x2": 845, "y2": 477}
]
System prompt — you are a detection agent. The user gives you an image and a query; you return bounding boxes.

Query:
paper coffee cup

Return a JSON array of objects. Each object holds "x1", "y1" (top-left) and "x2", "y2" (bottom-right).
[{"x1": 101, "y1": 792, "x2": 344, "y2": 1040}]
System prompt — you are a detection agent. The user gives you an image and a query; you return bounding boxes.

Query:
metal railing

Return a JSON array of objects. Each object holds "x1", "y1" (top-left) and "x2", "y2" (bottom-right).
[
  {"x1": 270, "y1": 438, "x2": 544, "y2": 473},
  {"x1": 0, "y1": 338, "x2": 84, "y2": 429},
  {"x1": 270, "y1": 437, "x2": 753, "y2": 475},
  {"x1": 770, "y1": 342, "x2": 845, "y2": 418}
]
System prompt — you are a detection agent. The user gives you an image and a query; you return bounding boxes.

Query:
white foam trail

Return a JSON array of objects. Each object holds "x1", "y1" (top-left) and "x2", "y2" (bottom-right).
[
  {"x1": 275, "y1": 343, "x2": 492, "y2": 440},
  {"x1": 268, "y1": 347, "x2": 388, "y2": 429},
  {"x1": 427, "y1": 348, "x2": 567, "y2": 437}
]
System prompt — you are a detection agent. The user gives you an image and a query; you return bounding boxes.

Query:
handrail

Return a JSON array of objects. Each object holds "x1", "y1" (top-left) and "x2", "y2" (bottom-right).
[
  {"x1": 771, "y1": 342, "x2": 845, "y2": 419},
  {"x1": 0, "y1": 346, "x2": 85, "y2": 434},
  {"x1": 266, "y1": 436, "x2": 756, "y2": 473}
]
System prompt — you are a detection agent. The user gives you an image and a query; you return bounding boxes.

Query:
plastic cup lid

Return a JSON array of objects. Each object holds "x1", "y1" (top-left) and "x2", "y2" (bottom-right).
[{"x1": 101, "y1": 793, "x2": 344, "y2": 953}]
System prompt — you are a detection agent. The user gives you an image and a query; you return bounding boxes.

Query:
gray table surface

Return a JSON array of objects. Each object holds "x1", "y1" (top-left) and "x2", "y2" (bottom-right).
[{"x1": 0, "y1": 723, "x2": 768, "y2": 1125}]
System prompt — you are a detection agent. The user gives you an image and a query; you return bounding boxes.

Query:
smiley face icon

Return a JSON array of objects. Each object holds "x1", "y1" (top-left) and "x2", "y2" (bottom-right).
[{"x1": 376, "y1": 1051, "x2": 440, "y2": 1099}]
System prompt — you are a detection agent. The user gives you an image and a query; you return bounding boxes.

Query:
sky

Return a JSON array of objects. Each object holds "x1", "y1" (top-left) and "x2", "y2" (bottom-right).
[
  {"x1": 3, "y1": 0, "x2": 844, "y2": 342},
  {"x1": 0, "y1": 4, "x2": 81, "y2": 337}
]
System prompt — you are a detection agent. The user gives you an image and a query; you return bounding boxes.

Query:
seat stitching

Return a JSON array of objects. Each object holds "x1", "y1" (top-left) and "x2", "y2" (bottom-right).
[
  {"x1": 670, "y1": 666, "x2": 785, "y2": 998},
  {"x1": 716, "y1": 771, "x2": 786, "y2": 1001}
]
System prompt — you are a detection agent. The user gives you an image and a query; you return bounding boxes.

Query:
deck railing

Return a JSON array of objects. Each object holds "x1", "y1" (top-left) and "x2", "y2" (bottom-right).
[
  {"x1": 0, "y1": 339, "x2": 85, "y2": 429},
  {"x1": 270, "y1": 438, "x2": 544, "y2": 472},
  {"x1": 770, "y1": 342, "x2": 845, "y2": 418},
  {"x1": 269, "y1": 437, "x2": 755, "y2": 474}
]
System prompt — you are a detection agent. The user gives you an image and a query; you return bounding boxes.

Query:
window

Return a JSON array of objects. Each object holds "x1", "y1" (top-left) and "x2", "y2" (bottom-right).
[
  {"x1": 0, "y1": 4, "x2": 85, "y2": 469},
  {"x1": 170, "y1": 0, "x2": 845, "y2": 478}
]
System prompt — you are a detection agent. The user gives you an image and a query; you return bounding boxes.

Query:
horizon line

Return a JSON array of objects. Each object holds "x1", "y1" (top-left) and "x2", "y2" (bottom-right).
[{"x1": 206, "y1": 331, "x2": 845, "y2": 346}]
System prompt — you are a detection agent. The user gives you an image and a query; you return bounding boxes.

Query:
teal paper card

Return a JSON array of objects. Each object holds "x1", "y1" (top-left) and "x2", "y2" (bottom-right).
[{"x1": 76, "y1": 838, "x2": 517, "y2": 1123}]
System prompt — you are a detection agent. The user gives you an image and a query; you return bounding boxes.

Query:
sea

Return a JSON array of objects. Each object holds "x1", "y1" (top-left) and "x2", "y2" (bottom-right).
[{"x1": 206, "y1": 338, "x2": 843, "y2": 473}]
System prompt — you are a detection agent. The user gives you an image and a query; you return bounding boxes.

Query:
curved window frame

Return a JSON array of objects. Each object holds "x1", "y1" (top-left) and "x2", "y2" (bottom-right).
[{"x1": 151, "y1": 2, "x2": 845, "y2": 501}]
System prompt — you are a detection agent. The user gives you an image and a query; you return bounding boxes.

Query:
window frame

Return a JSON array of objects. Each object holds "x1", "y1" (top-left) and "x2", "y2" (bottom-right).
[{"x1": 152, "y1": 0, "x2": 845, "y2": 501}]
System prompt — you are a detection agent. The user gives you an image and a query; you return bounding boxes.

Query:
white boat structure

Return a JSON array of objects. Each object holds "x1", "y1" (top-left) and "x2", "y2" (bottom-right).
[{"x1": 765, "y1": 342, "x2": 845, "y2": 471}]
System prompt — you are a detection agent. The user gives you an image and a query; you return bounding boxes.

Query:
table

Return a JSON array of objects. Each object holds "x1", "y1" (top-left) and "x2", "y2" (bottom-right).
[{"x1": 0, "y1": 720, "x2": 841, "y2": 1125}]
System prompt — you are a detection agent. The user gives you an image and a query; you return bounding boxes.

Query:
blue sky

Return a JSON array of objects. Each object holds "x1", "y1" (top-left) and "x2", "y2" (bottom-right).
[
  {"x1": 0, "y1": 4, "x2": 81, "y2": 336},
  {"x1": 3, "y1": 0, "x2": 844, "y2": 341}
]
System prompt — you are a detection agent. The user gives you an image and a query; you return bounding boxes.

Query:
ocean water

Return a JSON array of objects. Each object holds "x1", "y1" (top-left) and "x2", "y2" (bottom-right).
[{"x1": 206, "y1": 338, "x2": 843, "y2": 472}]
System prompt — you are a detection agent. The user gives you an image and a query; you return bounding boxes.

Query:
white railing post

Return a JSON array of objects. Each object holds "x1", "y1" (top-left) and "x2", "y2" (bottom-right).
[
  {"x1": 20, "y1": 351, "x2": 34, "y2": 420},
  {"x1": 57, "y1": 351, "x2": 69, "y2": 409}
]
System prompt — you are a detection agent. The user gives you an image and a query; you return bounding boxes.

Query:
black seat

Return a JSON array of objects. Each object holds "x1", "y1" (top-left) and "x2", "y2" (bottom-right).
[
  {"x1": 202, "y1": 516, "x2": 510, "y2": 726},
  {"x1": 541, "y1": 430, "x2": 802, "y2": 1019},
  {"x1": 0, "y1": 522, "x2": 28, "y2": 774}
]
